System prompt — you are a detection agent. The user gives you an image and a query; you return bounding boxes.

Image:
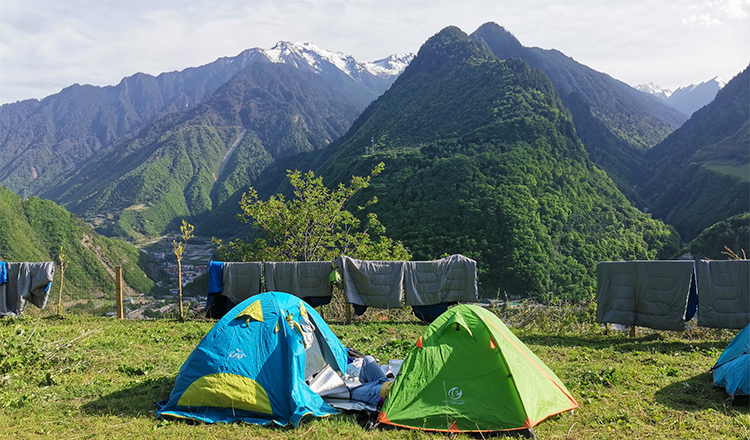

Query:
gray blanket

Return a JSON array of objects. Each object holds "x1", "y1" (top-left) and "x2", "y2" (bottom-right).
[
  {"x1": 1, "y1": 262, "x2": 54, "y2": 317},
  {"x1": 221, "y1": 262, "x2": 262, "y2": 305},
  {"x1": 697, "y1": 260, "x2": 750, "y2": 329},
  {"x1": 403, "y1": 254, "x2": 478, "y2": 306},
  {"x1": 596, "y1": 261, "x2": 694, "y2": 331},
  {"x1": 335, "y1": 256, "x2": 404, "y2": 308},
  {"x1": 264, "y1": 262, "x2": 333, "y2": 299}
]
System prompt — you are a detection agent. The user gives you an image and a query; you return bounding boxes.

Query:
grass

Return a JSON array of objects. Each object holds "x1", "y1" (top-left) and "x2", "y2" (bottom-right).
[
  {"x1": 0, "y1": 304, "x2": 748, "y2": 440},
  {"x1": 705, "y1": 163, "x2": 750, "y2": 182}
]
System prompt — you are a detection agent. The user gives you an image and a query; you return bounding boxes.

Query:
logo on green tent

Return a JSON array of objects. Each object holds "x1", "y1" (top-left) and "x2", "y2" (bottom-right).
[{"x1": 445, "y1": 386, "x2": 465, "y2": 405}]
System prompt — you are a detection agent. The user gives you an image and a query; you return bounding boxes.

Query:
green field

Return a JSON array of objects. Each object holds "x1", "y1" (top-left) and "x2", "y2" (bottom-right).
[
  {"x1": 1, "y1": 304, "x2": 747, "y2": 439},
  {"x1": 705, "y1": 163, "x2": 750, "y2": 182}
]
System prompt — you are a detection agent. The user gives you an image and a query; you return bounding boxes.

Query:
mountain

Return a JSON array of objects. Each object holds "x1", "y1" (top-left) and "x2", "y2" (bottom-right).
[
  {"x1": 260, "y1": 41, "x2": 413, "y2": 97},
  {"x1": 307, "y1": 26, "x2": 681, "y2": 300},
  {"x1": 0, "y1": 42, "x2": 412, "y2": 197},
  {"x1": 666, "y1": 77, "x2": 726, "y2": 116},
  {"x1": 0, "y1": 187, "x2": 167, "y2": 302},
  {"x1": 639, "y1": 66, "x2": 750, "y2": 240},
  {"x1": 635, "y1": 82, "x2": 672, "y2": 100},
  {"x1": 637, "y1": 77, "x2": 725, "y2": 116},
  {"x1": 40, "y1": 62, "x2": 365, "y2": 240},
  {"x1": 469, "y1": 23, "x2": 689, "y2": 202}
]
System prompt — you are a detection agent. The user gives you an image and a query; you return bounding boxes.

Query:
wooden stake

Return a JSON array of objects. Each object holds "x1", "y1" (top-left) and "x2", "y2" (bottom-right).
[
  {"x1": 345, "y1": 303, "x2": 352, "y2": 324},
  {"x1": 115, "y1": 266, "x2": 123, "y2": 319},
  {"x1": 629, "y1": 325, "x2": 636, "y2": 338}
]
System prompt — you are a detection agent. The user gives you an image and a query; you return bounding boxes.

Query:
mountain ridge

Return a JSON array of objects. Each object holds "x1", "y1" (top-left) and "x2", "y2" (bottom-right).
[
  {"x1": 469, "y1": 22, "x2": 689, "y2": 204},
  {"x1": 40, "y1": 62, "x2": 365, "y2": 240},
  {"x1": 308, "y1": 26, "x2": 681, "y2": 299},
  {"x1": 637, "y1": 76, "x2": 726, "y2": 116},
  {"x1": 0, "y1": 42, "x2": 412, "y2": 197}
]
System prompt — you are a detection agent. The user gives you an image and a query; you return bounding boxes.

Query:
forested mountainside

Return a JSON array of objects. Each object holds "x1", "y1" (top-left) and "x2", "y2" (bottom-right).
[
  {"x1": 0, "y1": 187, "x2": 166, "y2": 302},
  {"x1": 39, "y1": 62, "x2": 364, "y2": 241},
  {"x1": 470, "y1": 22, "x2": 688, "y2": 202},
  {"x1": 676, "y1": 212, "x2": 750, "y2": 260},
  {"x1": 304, "y1": 26, "x2": 681, "y2": 300},
  {"x1": 639, "y1": 65, "x2": 750, "y2": 240},
  {"x1": 0, "y1": 43, "x2": 391, "y2": 197}
]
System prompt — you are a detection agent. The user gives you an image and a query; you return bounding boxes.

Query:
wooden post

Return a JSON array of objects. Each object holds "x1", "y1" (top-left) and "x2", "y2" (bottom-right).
[
  {"x1": 115, "y1": 266, "x2": 123, "y2": 319},
  {"x1": 629, "y1": 325, "x2": 636, "y2": 338},
  {"x1": 345, "y1": 303, "x2": 352, "y2": 324},
  {"x1": 177, "y1": 259, "x2": 184, "y2": 320}
]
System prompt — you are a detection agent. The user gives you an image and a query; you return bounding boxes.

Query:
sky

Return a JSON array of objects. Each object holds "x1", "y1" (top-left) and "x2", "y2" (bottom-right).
[{"x1": 1, "y1": 0, "x2": 748, "y2": 105}]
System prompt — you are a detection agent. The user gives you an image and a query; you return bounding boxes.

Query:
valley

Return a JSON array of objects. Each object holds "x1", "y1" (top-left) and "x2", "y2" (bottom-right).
[{"x1": 0, "y1": 22, "x2": 747, "y2": 307}]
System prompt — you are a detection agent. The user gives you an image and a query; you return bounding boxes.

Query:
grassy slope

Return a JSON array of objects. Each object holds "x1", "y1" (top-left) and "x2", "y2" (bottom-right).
[
  {"x1": 0, "y1": 188, "x2": 166, "y2": 300},
  {"x1": 0, "y1": 306, "x2": 747, "y2": 440}
]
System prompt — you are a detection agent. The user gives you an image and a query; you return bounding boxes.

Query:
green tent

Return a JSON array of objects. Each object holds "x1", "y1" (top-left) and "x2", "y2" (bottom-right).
[{"x1": 377, "y1": 304, "x2": 578, "y2": 434}]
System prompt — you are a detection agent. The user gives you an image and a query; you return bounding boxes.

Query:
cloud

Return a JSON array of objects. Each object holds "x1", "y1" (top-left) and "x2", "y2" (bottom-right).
[
  {"x1": 682, "y1": 12, "x2": 723, "y2": 26},
  {"x1": 1, "y1": 0, "x2": 748, "y2": 103},
  {"x1": 720, "y1": 0, "x2": 750, "y2": 19},
  {"x1": 682, "y1": 0, "x2": 749, "y2": 24}
]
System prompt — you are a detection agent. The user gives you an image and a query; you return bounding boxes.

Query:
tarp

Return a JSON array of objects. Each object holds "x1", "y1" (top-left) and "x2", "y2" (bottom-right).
[
  {"x1": 713, "y1": 324, "x2": 750, "y2": 396},
  {"x1": 220, "y1": 262, "x2": 262, "y2": 306},
  {"x1": 0, "y1": 262, "x2": 54, "y2": 317},
  {"x1": 697, "y1": 260, "x2": 750, "y2": 329},
  {"x1": 596, "y1": 261, "x2": 694, "y2": 331},
  {"x1": 403, "y1": 254, "x2": 478, "y2": 306},
  {"x1": 157, "y1": 292, "x2": 348, "y2": 426},
  {"x1": 378, "y1": 304, "x2": 578, "y2": 433},
  {"x1": 264, "y1": 262, "x2": 333, "y2": 299},
  {"x1": 335, "y1": 256, "x2": 404, "y2": 308}
]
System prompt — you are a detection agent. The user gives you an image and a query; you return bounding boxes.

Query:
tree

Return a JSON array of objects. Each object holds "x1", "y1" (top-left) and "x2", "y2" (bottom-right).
[
  {"x1": 172, "y1": 220, "x2": 194, "y2": 320},
  {"x1": 214, "y1": 163, "x2": 410, "y2": 262}
]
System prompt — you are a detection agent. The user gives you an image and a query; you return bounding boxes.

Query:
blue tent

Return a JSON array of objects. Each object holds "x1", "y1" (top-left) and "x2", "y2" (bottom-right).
[
  {"x1": 156, "y1": 291, "x2": 348, "y2": 426},
  {"x1": 713, "y1": 323, "x2": 750, "y2": 397}
]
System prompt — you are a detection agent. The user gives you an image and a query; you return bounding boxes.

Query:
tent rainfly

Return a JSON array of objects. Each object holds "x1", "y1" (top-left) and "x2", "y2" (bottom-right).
[
  {"x1": 156, "y1": 291, "x2": 348, "y2": 426},
  {"x1": 377, "y1": 304, "x2": 578, "y2": 434},
  {"x1": 713, "y1": 323, "x2": 750, "y2": 397}
]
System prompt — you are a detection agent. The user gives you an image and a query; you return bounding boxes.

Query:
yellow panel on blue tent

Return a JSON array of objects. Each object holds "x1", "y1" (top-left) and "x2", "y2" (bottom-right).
[
  {"x1": 235, "y1": 299, "x2": 264, "y2": 326},
  {"x1": 178, "y1": 373, "x2": 273, "y2": 414}
]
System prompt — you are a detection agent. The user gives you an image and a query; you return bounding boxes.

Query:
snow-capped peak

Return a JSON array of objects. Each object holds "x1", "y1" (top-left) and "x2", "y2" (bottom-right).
[
  {"x1": 258, "y1": 41, "x2": 413, "y2": 82},
  {"x1": 365, "y1": 53, "x2": 416, "y2": 77},
  {"x1": 635, "y1": 82, "x2": 672, "y2": 99}
]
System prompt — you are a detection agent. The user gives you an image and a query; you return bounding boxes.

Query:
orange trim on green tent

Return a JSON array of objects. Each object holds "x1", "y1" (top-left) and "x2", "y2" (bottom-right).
[{"x1": 377, "y1": 410, "x2": 537, "y2": 433}]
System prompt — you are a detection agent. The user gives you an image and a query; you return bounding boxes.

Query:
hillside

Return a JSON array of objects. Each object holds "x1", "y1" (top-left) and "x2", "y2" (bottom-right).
[
  {"x1": 469, "y1": 23, "x2": 688, "y2": 202},
  {"x1": 640, "y1": 65, "x2": 750, "y2": 240},
  {"x1": 0, "y1": 187, "x2": 166, "y2": 303},
  {"x1": 676, "y1": 212, "x2": 750, "y2": 260},
  {"x1": 39, "y1": 62, "x2": 364, "y2": 241},
  {"x1": 312, "y1": 26, "x2": 681, "y2": 300}
]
